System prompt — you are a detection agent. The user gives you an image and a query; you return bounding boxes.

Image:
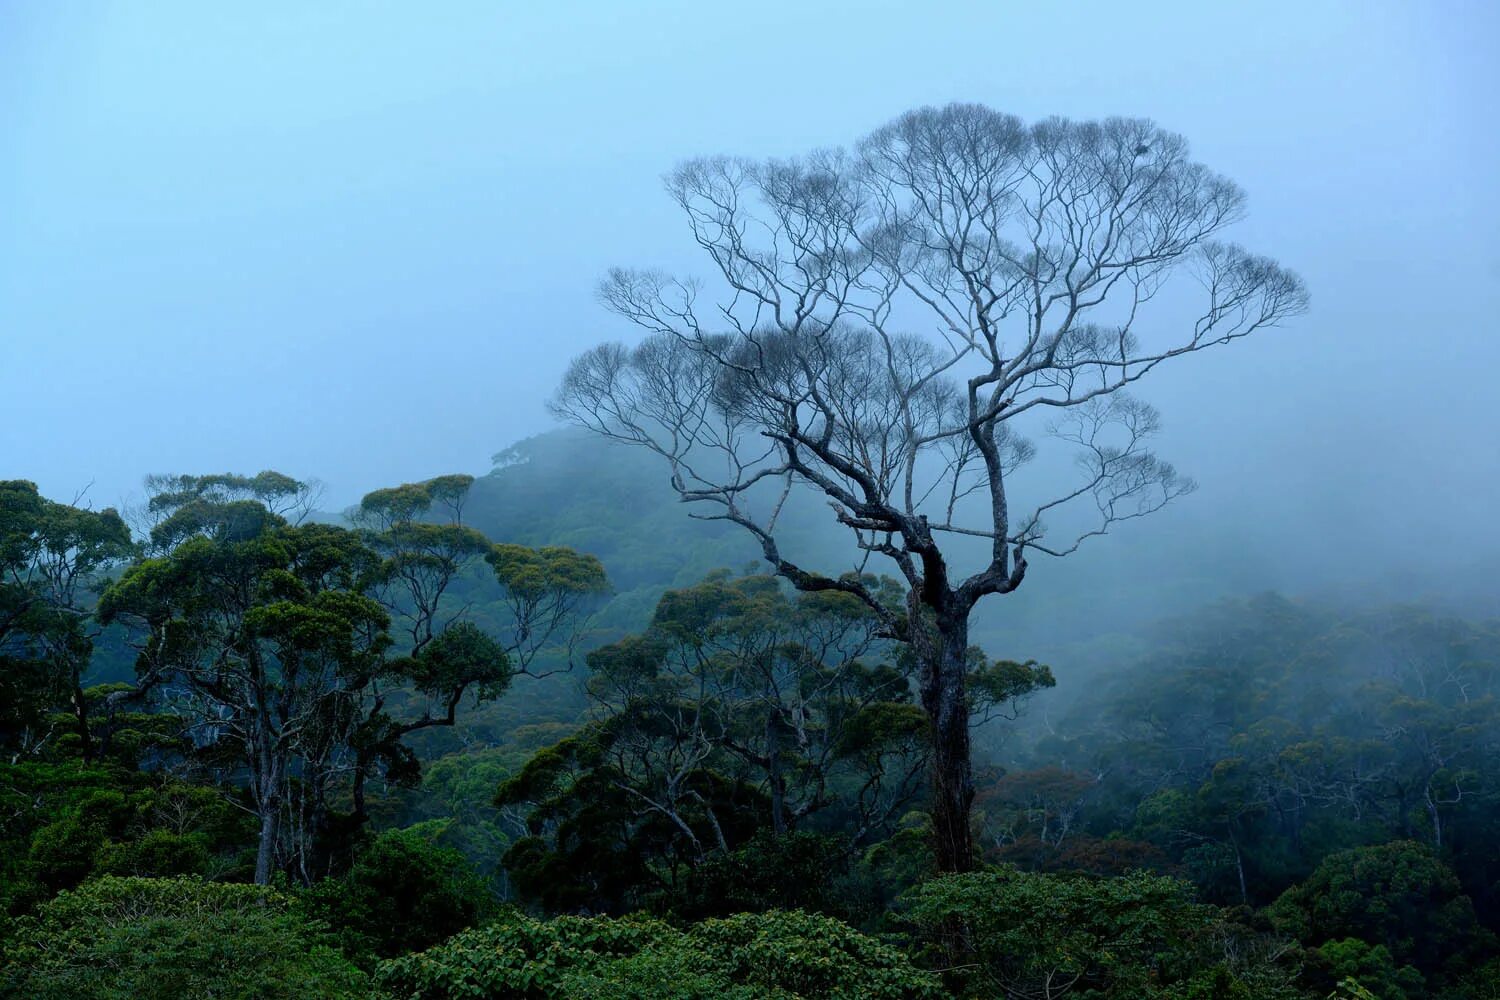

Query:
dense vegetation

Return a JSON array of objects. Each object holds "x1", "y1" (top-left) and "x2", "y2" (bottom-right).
[{"x1": 2, "y1": 441, "x2": 1497, "y2": 998}]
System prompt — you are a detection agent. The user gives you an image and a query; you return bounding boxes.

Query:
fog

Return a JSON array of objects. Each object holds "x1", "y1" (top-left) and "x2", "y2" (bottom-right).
[{"x1": 3, "y1": 1, "x2": 1497, "y2": 611}]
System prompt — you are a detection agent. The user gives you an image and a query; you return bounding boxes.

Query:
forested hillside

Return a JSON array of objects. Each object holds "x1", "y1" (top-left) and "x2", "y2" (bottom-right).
[
  {"x1": 5, "y1": 5, "x2": 1497, "y2": 988},
  {"x1": 4, "y1": 437, "x2": 1497, "y2": 998}
]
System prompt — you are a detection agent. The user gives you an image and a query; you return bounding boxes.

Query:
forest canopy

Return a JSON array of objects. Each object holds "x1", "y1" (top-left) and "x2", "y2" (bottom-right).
[{"x1": 3, "y1": 436, "x2": 1497, "y2": 998}]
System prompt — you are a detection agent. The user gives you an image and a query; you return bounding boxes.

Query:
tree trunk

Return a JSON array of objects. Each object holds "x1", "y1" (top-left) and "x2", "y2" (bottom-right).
[
  {"x1": 767, "y1": 707, "x2": 787, "y2": 835},
  {"x1": 70, "y1": 681, "x2": 94, "y2": 764},
  {"x1": 254, "y1": 804, "x2": 278, "y2": 884},
  {"x1": 922, "y1": 614, "x2": 975, "y2": 873},
  {"x1": 1424, "y1": 780, "x2": 1443, "y2": 849},
  {"x1": 351, "y1": 753, "x2": 369, "y2": 828},
  {"x1": 1233, "y1": 838, "x2": 1249, "y2": 905},
  {"x1": 253, "y1": 749, "x2": 281, "y2": 885}
]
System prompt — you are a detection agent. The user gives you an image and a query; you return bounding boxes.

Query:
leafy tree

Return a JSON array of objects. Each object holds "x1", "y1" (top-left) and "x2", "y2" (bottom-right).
[
  {"x1": 1448, "y1": 959, "x2": 1500, "y2": 1000},
  {"x1": 595, "y1": 573, "x2": 933, "y2": 840},
  {"x1": 496, "y1": 720, "x2": 733, "y2": 913},
  {"x1": 496, "y1": 573, "x2": 1029, "y2": 911},
  {"x1": 0, "y1": 480, "x2": 134, "y2": 759},
  {"x1": 138, "y1": 471, "x2": 322, "y2": 544},
  {"x1": 673, "y1": 830, "x2": 866, "y2": 921},
  {"x1": 1266, "y1": 841, "x2": 1494, "y2": 986},
  {"x1": 99, "y1": 502, "x2": 393, "y2": 883},
  {"x1": 304, "y1": 822, "x2": 496, "y2": 962},
  {"x1": 1306, "y1": 938, "x2": 1423, "y2": 1000},
  {"x1": 398, "y1": 742, "x2": 537, "y2": 882},
  {"x1": 99, "y1": 471, "x2": 605, "y2": 884},
  {"x1": 556, "y1": 103, "x2": 1307, "y2": 871},
  {"x1": 0, "y1": 759, "x2": 255, "y2": 914},
  {"x1": 348, "y1": 474, "x2": 608, "y2": 825},
  {"x1": 0, "y1": 876, "x2": 371, "y2": 1000},
  {"x1": 905, "y1": 865, "x2": 1306, "y2": 999}
]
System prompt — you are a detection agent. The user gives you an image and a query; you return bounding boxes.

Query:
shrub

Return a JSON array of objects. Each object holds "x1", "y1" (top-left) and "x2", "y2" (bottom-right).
[
  {"x1": 904, "y1": 866, "x2": 1305, "y2": 999},
  {"x1": 377, "y1": 908, "x2": 940, "y2": 999},
  {"x1": 0, "y1": 876, "x2": 373, "y2": 1000},
  {"x1": 304, "y1": 823, "x2": 495, "y2": 961}
]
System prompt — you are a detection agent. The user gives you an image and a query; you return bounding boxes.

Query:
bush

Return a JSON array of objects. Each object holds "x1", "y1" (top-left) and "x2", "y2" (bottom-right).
[
  {"x1": 304, "y1": 823, "x2": 495, "y2": 961},
  {"x1": 377, "y1": 907, "x2": 940, "y2": 999},
  {"x1": 1306, "y1": 938, "x2": 1423, "y2": 999},
  {"x1": 904, "y1": 866, "x2": 1305, "y2": 999},
  {"x1": 94, "y1": 828, "x2": 212, "y2": 877},
  {"x1": 672, "y1": 831, "x2": 865, "y2": 920},
  {"x1": 0, "y1": 761, "x2": 254, "y2": 912},
  {"x1": 0, "y1": 876, "x2": 373, "y2": 1000}
]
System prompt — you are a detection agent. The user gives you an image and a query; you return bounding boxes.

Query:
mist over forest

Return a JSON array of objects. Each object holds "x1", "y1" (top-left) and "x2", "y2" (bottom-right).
[{"x1": 2, "y1": 4, "x2": 1498, "y2": 999}]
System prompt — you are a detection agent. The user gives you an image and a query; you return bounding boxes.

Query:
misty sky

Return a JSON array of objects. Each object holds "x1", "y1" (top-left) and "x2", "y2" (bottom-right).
[{"x1": 2, "y1": 2, "x2": 1497, "y2": 585}]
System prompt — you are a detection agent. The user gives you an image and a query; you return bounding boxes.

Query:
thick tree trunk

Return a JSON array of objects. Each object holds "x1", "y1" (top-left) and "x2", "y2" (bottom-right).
[
  {"x1": 253, "y1": 747, "x2": 282, "y2": 885},
  {"x1": 922, "y1": 614, "x2": 975, "y2": 873}
]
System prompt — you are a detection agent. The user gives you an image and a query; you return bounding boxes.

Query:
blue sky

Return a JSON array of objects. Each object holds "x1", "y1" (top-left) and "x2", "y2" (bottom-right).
[{"x1": 1, "y1": 1, "x2": 1496, "y2": 581}]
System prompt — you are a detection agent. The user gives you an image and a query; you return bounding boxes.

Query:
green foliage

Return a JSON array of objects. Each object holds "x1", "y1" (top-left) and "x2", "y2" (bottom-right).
[
  {"x1": 1327, "y1": 980, "x2": 1384, "y2": 1000},
  {"x1": 494, "y1": 721, "x2": 710, "y2": 914},
  {"x1": 674, "y1": 830, "x2": 867, "y2": 920},
  {"x1": 98, "y1": 507, "x2": 402, "y2": 878},
  {"x1": 905, "y1": 866, "x2": 1306, "y2": 999},
  {"x1": 402, "y1": 621, "x2": 513, "y2": 700},
  {"x1": 1446, "y1": 958, "x2": 1500, "y2": 1000},
  {"x1": 399, "y1": 738, "x2": 555, "y2": 877},
  {"x1": 362, "y1": 483, "x2": 437, "y2": 527},
  {"x1": 0, "y1": 876, "x2": 372, "y2": 999},
  {"x1": 495, "y1": 572, "x2": 935, "y2": 913},
  {"x1": 1267, "y1": 841, "x2": 1494, "y2": 983},
  {"x1": 376, "y1": 908, "x2": 940, "y2": 999},
  {"x1": 304, "y1": 823, "x2": 496, "y2": 962},
  {"x1": 967, "y1": 651, "x2": 1056, "y2": 716},
  {"x1": 0, "y1": 480, "x2": 134, "y2": 755},
  {"x1": 1308, "y1": 939, "x2": 1423, "y2": 1000},
  {"x1": 376, "y1": 910, "x2": 678, "y2": 999},
  {"x1": 94, "y1": 469, "x2": 596, "y2": 883},
  {"x1": 145, "y1": 471, "x2": 306, "y2": 549},
  {"x1": 360, "y1": 474, "x2": 478, "y2": 530},
  {"x1": 1005, "y1": 596, "x2": 1500, "y2": 925},
  {"x1": 487, "y1": 543, "x2": 609, "y2": 602},
  {"x1": 0, "y1": 761, "x2": 253, "y2": 911}
]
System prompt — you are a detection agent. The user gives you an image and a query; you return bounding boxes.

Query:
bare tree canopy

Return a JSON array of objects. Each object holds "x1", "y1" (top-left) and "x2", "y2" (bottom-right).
[{"x1": 555, "y1": 103, "x2": 1308, "y2": 871}]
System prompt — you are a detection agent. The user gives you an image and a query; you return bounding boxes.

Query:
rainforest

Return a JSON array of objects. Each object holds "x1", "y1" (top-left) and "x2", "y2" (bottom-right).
[{"x1": 2, "y1": 4, "x2": 1497, "y2": 999}]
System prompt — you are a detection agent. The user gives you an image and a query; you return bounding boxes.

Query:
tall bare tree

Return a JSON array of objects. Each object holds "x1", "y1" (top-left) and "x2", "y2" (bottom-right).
[{"x1": 554, "y1": 104, "x2": 1307, "y2": 871}]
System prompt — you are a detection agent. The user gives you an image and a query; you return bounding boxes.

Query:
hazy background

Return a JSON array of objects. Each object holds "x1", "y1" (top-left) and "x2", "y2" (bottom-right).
[{"x1": 3, "y1": 1, "x2": 1497, "y2": 611}]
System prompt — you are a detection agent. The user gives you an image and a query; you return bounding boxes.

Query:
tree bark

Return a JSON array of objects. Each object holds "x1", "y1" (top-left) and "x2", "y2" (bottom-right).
[
  {"x1": 922, "y1": 613, "x2": 975, "y2": 873},
  {"x1": 254, "y1": 801, "x2": 278, "y2": 884},
  {"x1": 767, "y1": 705, "x2": 787, "y2": 836},
  {"x1": 70, "y1": 681, "x2": 94, "y2": 764},
  {"x1": 253, "y1": 741, "x2": 281, "y2": 884}
]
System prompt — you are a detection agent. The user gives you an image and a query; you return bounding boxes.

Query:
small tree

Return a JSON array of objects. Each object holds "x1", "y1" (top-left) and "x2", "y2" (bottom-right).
[
  {"x1": 556, "y1": 103, "x2": 1306, "y2": 870},
  {"x1": 348, "y1": 475, "x2": 609, "y2": 825}
]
